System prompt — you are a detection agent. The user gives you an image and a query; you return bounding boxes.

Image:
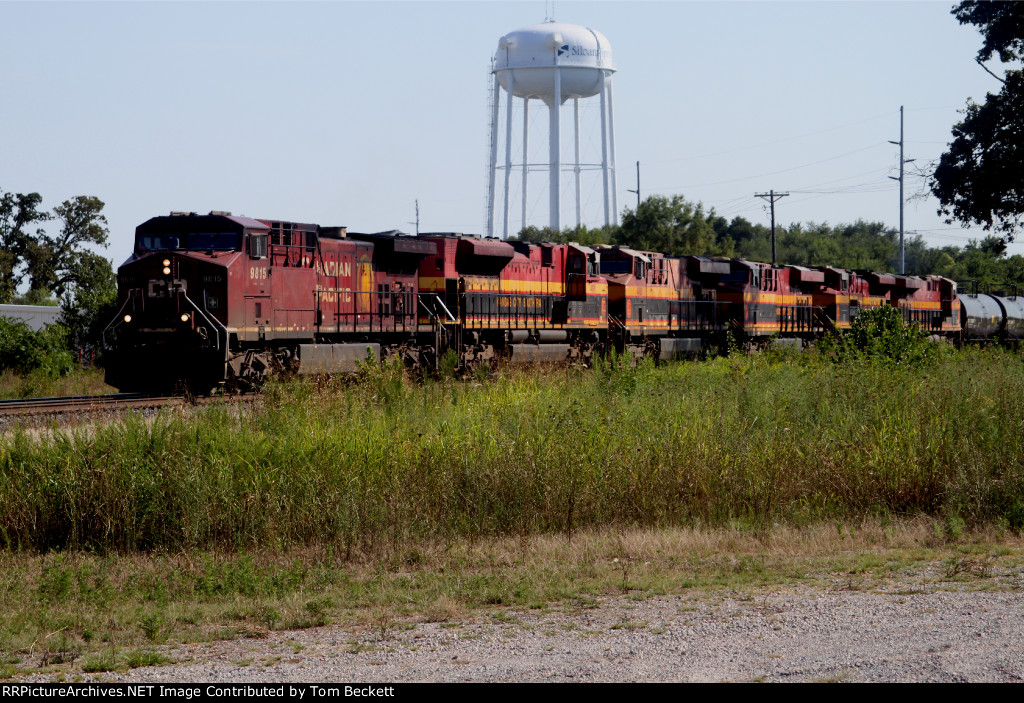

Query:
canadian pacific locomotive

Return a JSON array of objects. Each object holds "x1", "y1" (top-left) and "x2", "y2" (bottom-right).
[{"x1": 102, "y1": 211, "x2": 1022, "y2": 392}]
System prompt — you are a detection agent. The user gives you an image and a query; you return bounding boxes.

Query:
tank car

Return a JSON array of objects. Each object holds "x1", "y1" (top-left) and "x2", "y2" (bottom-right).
[{"x1": 958, "y1": 290, "x2": 1024, "y2": 344}]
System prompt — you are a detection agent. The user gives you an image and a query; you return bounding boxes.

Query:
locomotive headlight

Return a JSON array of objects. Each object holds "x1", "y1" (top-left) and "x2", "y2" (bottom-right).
[
  {"x1": 180, "y1": 313, "x2": 191, "y2": 323},
  {"x1": 162, "y1": 266, "x2": 171, "y2": 275},
  {"x1": 123, "y1": 314, "x2": 132, "y2": 323},
  {"x1": 162, "y1": 259, "x2": 171, "y2": 267}
]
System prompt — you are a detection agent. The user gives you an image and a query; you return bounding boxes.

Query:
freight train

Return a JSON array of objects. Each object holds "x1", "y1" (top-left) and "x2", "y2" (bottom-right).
[{"x1": 101, "y1": 211, "x2": 1024, "y2": 393}]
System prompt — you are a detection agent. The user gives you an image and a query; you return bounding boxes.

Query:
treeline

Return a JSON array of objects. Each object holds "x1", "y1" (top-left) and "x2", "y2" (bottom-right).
[
  {"x1": 0, "y1": 188, "x2": 116, "y2": 376},
  {"x1": 518, "y1": 195, "x2": 1024, "y2": 292}
]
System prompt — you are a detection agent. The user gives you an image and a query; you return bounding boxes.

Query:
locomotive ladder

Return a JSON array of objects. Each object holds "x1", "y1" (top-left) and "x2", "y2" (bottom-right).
[
  {"x1": 608, "y1": 314, "x2": 627, "y2": 347},
  {"x1": 418, "y1": 294, "x2": 458, "y2": 370}
]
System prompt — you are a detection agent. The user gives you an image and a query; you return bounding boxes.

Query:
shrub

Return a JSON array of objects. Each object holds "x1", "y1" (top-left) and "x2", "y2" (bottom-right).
[
  {"x1": 818, "y1": 305, "x2": 936, "y2": 366},
  {"x1": 0, "y1": 318, "x2": 75, "y2": 377}
]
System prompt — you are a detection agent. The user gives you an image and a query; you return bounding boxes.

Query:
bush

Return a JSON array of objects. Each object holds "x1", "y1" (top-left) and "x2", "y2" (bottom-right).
[
  {"x1": 0, "y1": 318, "x2": 76, "y2": 377},
  {"x1": 818, "y1": 305, "x2": 936, "y2": 366}
]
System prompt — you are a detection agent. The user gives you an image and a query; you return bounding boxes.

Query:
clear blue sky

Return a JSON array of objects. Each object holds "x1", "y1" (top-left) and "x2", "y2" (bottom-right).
[{"x1": 0, "y1": 1, "x2": 1013, "y2": 268}]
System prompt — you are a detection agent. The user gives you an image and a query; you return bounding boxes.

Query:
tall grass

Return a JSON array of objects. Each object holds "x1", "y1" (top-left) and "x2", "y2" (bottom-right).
[
  {"x1": 2, "y1": 348, "x2": 1023, "y2": 553},
  {"x1": 0, "y1": 368, "x2": 112, "y2": 400}
]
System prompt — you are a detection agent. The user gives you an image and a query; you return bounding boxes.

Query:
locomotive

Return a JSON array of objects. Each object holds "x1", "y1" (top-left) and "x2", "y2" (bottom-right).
[{"x1": 102, "y1": 211, "x2": 1024, "y2": 393}]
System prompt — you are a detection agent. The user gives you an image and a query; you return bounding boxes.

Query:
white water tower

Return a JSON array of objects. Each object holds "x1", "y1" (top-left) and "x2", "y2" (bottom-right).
[{"x1": 486, "y1": 21, "x2": 618, "y2": 238}]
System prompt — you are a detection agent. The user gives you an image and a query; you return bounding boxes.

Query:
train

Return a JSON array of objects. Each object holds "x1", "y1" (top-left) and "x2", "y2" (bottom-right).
[{"x1": 101, "y1": 211, "x2": 1024, "y2": 393}]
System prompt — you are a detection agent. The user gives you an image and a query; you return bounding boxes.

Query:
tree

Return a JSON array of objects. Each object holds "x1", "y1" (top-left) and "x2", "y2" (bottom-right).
[
  {"x1": 931, "y1": 1, "x2": 1024, "y2": 241},
  {"x1": 24, "y1": 195, "x2": 109, "y2": 299},
  {"x1": 615, "y1": 195, "x2": 716, "y2": 256},
  {"x1": 515, "y1": 224, "x2": 615, "y2": 247},
  {"x1": 59, "y1": 252, "x2": 117, "y2": 351},
  {"x1": 0, "y1": 191, "x2": 49, "y2": 302},
  {"x1": 0, "y1": 190, "x2": 116, "y2": 352}
]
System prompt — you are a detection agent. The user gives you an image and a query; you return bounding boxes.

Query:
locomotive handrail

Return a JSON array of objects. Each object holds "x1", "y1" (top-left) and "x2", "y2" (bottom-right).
[
  {"x1": 418, "y1": 293, "x2": 457, "y2": 323},
  {"x1": 101, "y1": 289, "x2": 142, "y2": 351},
  {"x1": 194, "y1": 291, "x2": 229, "y2": 353}
]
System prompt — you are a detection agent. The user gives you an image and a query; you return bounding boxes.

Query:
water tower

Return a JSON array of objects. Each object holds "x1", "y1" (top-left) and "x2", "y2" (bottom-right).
[{"x1": 485, "y1": 21, "x2": 618, "y2": 239}]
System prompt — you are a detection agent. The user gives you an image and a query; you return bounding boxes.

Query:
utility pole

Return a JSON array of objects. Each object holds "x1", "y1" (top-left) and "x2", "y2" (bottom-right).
[
  {"x1": 888, "y1": 106, "x2": 915, "y2": 275},
  {"x1": 626, "y1": 161, "x2": 640, "y2": 209},
  {"x1": 409, "y1": 200, "x2": 420, "y2": 236},
  {"x1": 755, "y1": 189, "x2": 789, "y2": 265}
]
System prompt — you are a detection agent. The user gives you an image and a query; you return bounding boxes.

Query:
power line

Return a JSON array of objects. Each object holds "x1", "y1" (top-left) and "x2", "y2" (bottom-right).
[
  {"x1": 647, "y1": 109, "x2": 896, "y2": 165},
  {"x1": 653, "y1": 143, "x2": 889, "y2": 190}
]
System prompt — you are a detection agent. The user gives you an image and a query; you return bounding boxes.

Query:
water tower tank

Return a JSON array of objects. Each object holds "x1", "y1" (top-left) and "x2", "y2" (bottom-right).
[
  {"x1": 494, "y1": 23, "x2": 614, "y2": 106},
  {"x1": 486, "y1": 21, "x2": 618, "y2": 237}
]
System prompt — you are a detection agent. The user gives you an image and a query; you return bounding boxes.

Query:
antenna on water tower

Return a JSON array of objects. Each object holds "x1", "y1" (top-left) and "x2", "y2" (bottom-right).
[{"x1": 485, "y1": 21, "x2": 617, "y2": 239}]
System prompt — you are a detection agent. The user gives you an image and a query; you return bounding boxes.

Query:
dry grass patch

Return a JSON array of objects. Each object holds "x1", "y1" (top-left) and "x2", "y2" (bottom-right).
[{"x1": 2, "y1": 518, "x2": 1023, "y2": 679}]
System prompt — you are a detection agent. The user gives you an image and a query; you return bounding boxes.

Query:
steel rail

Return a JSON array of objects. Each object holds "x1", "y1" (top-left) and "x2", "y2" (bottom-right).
[{"x1": 0, "y1": 393, "x2": 185, "y2": 416}]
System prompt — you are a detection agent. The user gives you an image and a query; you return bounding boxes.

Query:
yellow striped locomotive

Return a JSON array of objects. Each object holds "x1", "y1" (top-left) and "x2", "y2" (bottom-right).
[{"x1": 103, "y1": 211, "x2": 1007, "y2": 392}]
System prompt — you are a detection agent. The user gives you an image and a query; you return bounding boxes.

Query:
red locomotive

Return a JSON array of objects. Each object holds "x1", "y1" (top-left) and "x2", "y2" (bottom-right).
[
  {"x1": 103, "y1": 211, "x2": 988, "y2": 393},
  {"x1": 105, "y1": 213, "x2": 427, "y2": 391}
]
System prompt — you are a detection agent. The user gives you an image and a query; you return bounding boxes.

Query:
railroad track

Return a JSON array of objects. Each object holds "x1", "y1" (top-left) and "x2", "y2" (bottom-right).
[{"x1": 0, "y1": 393, "x2": 189, "y2": 416}]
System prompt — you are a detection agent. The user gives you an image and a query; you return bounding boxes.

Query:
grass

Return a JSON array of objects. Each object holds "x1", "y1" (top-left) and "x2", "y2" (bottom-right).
[
  {"x1": 0, "y1": 368, "x2": 113, "y2": 400},
  {"x1": 1, "y1": 346, "x2": 1024, "y2": 673},
  {"x1": 1, "y1": 520, "x2": 1023, "y2": 676},
  {"x1": 2, "y1": 347, "x2": 1024, "y2": 552}
]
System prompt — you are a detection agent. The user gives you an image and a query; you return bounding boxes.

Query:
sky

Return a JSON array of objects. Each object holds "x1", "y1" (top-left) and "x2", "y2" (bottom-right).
[{"x1": 0, "y1": 0, "x2": 1016, "y2": 270}]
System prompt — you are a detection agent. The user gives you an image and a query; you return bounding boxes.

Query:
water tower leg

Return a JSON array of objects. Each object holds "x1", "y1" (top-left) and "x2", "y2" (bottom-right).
[
  {"x1": 607, "y1": 74, "x2": 619, "y2": 226},
  {"x1": 503, "y1": 72, "x2": 515, "y2": 239},
  {"x1": 574, "y1": 98, "x2": 582, "y2": 229},
  {"x1": 522, "y1": 98, "x2": 529, "y2": 233},
  {"x1": 487, "y1": 73, "x2": 500, "y2": 238},
  {"x1": 600, "y1": 74, "x2": 610, "y2": 227},
  {"x1": 549, "y1": 70, "x2": 561, "y2": 232}
]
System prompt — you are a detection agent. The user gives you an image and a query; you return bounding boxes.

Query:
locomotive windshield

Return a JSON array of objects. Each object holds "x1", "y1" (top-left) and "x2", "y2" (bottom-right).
[
  {"x1": 136, "y1": 232, "x2": 241, "y2": 252},
  {"x1": 599, "y1": 260, "x2": 631, "y2": 275}
]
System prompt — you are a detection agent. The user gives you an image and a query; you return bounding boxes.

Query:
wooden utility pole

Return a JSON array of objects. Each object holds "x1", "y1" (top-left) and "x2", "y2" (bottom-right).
[
  {"x1": 755, "y1": 189, "x2": 789, "y2": 264},
  {"x1": 409, "y1": 199, "x2": 420, "y2": 236},
  {"x1": 626, "y1": 161, "x2": 640, "y2": 209}
]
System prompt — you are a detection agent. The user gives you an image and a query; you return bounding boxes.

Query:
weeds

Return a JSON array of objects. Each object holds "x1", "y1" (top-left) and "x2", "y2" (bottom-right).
[
  {"x1": 0, "y1": 522, "x2": 1020, "y2": 673},
  {"x1": 2, "y1": 349, "x2": 1024, "y2": 552},
  {"x1": 123, "y1": 649, "x2": 172, "y2": 669},
  {"x1": 79, "y1": 651, "x2": 118, "y2": 673},
  {"x1": 138, "y1": 615, "x2": 166, "y2": 644},
  {"x1": 817, "y1": 305, "x2": 937, "y2": 367}
]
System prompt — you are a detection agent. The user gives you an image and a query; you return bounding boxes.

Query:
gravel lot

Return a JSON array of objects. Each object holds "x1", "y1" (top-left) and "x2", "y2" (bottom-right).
[{"x1": 74, "y1": 574, "x2": 1024, "y2": 683}]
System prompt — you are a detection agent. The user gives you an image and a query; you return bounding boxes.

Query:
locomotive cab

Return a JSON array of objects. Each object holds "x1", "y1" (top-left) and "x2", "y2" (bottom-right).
[{"x1": 103, "y1": 212, "x2": 269, "y2": 392}]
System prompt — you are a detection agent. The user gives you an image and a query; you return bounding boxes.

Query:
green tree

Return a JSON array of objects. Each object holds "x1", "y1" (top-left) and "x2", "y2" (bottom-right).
[
  {"x1": 59, "y1": 252, "x2": 117, "y2": 351},
  {"x1": 0, "y1": 191, "x2": 116, "y2": 351},
  {"x1": 931, "y1": 1, "x2": 1024, "y2": 241},
  {"x1": 615, "y1": 195, "x2": 716, "y2": 256},
  {"x1": 515, "y1": 224, "x2": 615, "y2": 247},
  {"x1": 24, "y1": 195, "x2": 109, "y2": 299},
  {"x1": 11, "y1": 288, "x2": 58, "y2": 306},
  {"x1": 0, "y1": 190, "x2": 49, "y2": 302}
]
